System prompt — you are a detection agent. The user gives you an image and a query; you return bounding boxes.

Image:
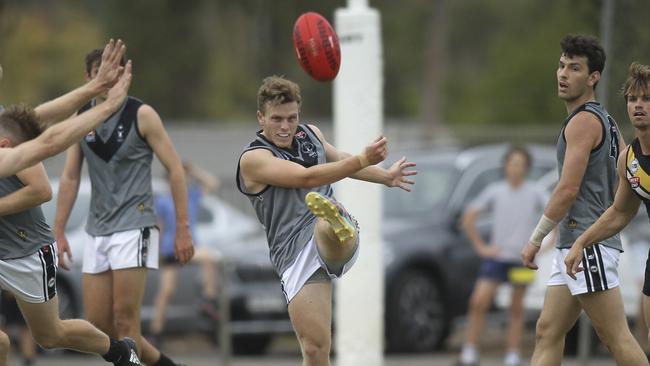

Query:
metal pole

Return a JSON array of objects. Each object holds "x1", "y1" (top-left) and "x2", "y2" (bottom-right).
[
  {"x1": 348, "y1": 0, "x2": 368, "y2": 9},
  {"x1": 598, "y1": 0, "x2": 614, "y2": 107},
  {"x1": 334, "y1": 1, "x2": 384, "y2": 365},
  {"x1": 218, "y1": 259, "x2": 232, "y2": 366}
]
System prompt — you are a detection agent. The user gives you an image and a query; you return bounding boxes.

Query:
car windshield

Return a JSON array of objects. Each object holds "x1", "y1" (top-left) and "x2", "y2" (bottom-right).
[{"x1": 384, "y1": 160, "x2": 457, "y2": 217}]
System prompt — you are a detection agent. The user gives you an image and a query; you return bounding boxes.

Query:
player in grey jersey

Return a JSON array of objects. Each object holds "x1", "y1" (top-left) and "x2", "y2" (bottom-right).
[
  {"x1": 237, "y1": 76, "x2": 416, "y2": 366},
  {"x1": 0, "y1": 55, "x2": 142, "y2": 365},
  {"x1": 54, "y1": 47, "x2": 192, "y2": 366},
  {"x1": 564, "y1": 63, "x2": 650, "y2": 353},
  {"x1": 521, "y1": 34, "x2": 647, "y2": 365},
  {"x1": 0, "y1": 39, "x2": 131, "y2": 179}
]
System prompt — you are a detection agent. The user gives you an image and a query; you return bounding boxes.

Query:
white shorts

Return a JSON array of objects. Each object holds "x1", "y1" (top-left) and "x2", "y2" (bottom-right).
[
  {"x1": 280, "y1": 236, "x2": 360, "y2": 303},
  {"x1": 83, "y1": 227, "x2": 159, "y2": 274},
  {"x1": 0, "y1": 244, "x2": 58, "y2": 303},
  {"x1": 548, "y1": 244, "x2": 620, "y2": 295}
]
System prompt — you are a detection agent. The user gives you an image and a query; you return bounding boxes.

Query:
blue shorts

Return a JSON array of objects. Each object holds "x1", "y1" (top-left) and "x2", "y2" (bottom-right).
[{"x1": 478, "y1": 259, "x2": 534, "y2": 285}]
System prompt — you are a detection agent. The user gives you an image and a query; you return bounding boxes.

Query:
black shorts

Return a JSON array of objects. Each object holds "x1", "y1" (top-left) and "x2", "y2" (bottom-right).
[
  {"x1": 643, "y1": 249, "x2": 650, "y2": 296},
  {"x1": 160, "y1": 255, "x2": 180, "y2": 266}
]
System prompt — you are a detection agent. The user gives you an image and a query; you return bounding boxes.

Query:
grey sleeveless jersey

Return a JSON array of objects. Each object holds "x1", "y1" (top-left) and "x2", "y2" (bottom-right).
[
  {"x1": 0, "y1": 175, "x2": 55, "y2": 259},
  {"x1": 79, "y1": 97, "x2": 157, "y2": 236},
  {"x1": 556, "y1": 102, "x2": 621, "y2": 251},
  {"x1": 236, "y1": 125, "x2": 333, "y2": 276}
]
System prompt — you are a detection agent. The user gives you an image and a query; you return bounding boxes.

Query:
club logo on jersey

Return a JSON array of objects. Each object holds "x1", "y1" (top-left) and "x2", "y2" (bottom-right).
[
  {"x1": 631, "y1": 159, "x2": 639, "y2": 174},
  {"x1": 567, "y1": 219, "x2": 578, "y2": 231},
  {"x1": 85, "y1": 130, "x2": 96, "y2": 142},
  {"x1": 295, "y1": 131, "x2": 306, "y2": 139},
  {"x1": 629, "y1": 176, "x2": 640, "y2": 189},
  {"x1": 300, "y1": 141, "x2": 317, "y2": 158},
  {"x1": 116, "y1": 124, "x2": 125, "y2": 142},
  {"x1": 16, "y1": 230, "x2": 27, "y2": 240}
]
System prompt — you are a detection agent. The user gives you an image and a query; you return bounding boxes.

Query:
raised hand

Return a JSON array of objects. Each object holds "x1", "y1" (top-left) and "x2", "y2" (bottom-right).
[
  {"x1": 104, "y1": 60, "x2": 132, "y2": 111},
  {"x1": 94, "y1": 39, "x2": 126, "y2": 90},
  {"x1": 386, "y1": 157, "x2": 417, "y2": 192}
]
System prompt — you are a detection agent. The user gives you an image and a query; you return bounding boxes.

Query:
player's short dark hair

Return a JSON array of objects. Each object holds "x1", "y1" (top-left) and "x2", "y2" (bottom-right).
[
  {"x1": 503, "y1": 145, "x2": 532, "y2": 170},
  {"x1": 621, "y1": 62, "x2": 650, "y2": 101},
  {"x1": 560, "y1": 34, "x2": 606, "y2": 75},
  {"x1": 257, "y1": 76, "x2": 302, "y2": 114},
  {"x1": 0, "y1": 104, "x2": 42, "y2": 144},
  {"x1": 85, "y1": 47, "x2": 127, "y2": 76}
]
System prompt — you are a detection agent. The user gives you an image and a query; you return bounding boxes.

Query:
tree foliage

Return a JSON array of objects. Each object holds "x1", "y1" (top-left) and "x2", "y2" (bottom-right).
[{"x1": 0, "y1": 0, "x2": 648, "y2": 126}]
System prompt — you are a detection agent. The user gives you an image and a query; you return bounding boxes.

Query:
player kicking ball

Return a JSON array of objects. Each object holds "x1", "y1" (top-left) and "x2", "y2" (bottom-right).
[{"x1": 236, "y1": 75, "x2": 416, "y2": 366}]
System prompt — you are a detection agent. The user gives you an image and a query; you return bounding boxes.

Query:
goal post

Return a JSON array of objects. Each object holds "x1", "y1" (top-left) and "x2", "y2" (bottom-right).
[{"x1": 333, "y1": 1, "x2": 384, "y2": 365}]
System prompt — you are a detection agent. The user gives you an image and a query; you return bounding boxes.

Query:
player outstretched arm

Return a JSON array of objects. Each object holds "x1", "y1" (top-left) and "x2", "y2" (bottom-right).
[
  {"x1": 33, "y1": 39, "x2": 126, "y2": 128},
  {"x1": 564, "y1": 149, "x2": 642, "y2": 278},
  {"x1": 521, "y1": 111, "x2": 602, "y2": 269},
  {"x1": 0, "y1": 60, "x2": 132, "y2": 179},
  {"x1": 0, "y1": 163, "x2": 51, "y2": 216},
  {"x1": 307, "y1": 124, "x2": 417, "y2": 191},
  {"x1": 240, "y1": 133, "x2": 388, "y2": 190},
  {"x1": 137, "y1": 105, "x2": 195, "y2": 264}
]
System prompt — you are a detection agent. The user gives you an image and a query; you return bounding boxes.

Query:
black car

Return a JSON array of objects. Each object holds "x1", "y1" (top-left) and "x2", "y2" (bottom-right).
[{"x1": 382, "y1": 144, "x2": 556, "y2": 352}]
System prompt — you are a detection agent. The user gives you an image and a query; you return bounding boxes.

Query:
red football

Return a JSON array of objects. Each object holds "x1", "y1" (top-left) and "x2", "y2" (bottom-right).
[{"x1": 293, "y1": 12, "x2": 341, "y2": 82}]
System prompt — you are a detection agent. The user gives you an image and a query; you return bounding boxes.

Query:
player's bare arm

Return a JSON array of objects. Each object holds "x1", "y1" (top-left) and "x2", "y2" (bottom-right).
[
  {"x1": 522, "y1": 111, "x2": 602, "y2": 269},
  {"x1": 137, "y1": 104, "x2": 194, "y2": 264},
  {"x1": 564, "y1": 150, "x2": 642, "y2": 278},
  {"x1": 240, "y1": 134, "x2": 387, "y2": 193},
  {"x1": 0, "y1": 60, "x2": 131, "y2": 179},
  {"x1": 543, "y1": 112, "x2": 603, "y2": 220},
  {"x1": 307, "y1": 124, "x2": 416, "y2": 191},
  {"x1": 34, "y1": 39, "x2": 126, "y2": 128},
  {"x1": 54, "y1": 144, "x2": 84, "y2": 270},
  {"x1": 0, "y1": 163, "x2": 51, "y2": 216}
]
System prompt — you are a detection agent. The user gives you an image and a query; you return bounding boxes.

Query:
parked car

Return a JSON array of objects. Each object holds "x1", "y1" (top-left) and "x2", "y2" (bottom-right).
[
  {"x1": 382, "y1": 144, "x2": 557, "y2": 352},
  {"x1": 41, "y1": 178, "x2": 292, "y2": 355}
]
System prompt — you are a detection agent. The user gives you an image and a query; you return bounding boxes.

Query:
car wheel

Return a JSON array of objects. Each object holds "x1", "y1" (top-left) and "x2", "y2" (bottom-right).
[
  {"x1": 386, "y1": 269, "x2": 449, "y2": 352},
  {"x1": 232, "y1": 334, "x2": 272, "y2": 355}
]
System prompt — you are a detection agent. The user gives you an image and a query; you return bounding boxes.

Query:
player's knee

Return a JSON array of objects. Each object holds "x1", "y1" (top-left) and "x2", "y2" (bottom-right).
[
  {"x1": 592, "y1": 323, "x2": 631, "y2": 351},
  {"x1": 535, "y1": 316, "x2": 562, "y2": 341},
  {"x1": 300, "y1": 336, "x2": 330, "y2": 361},
  {"x1": 114, "y1": 305, "x2": 139, "y2": 333}
]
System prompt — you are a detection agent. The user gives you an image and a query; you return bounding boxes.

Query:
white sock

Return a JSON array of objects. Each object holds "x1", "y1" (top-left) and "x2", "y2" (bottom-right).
[
  {"x1": 504, "y1": 351, "x2": 520, "y2": 366},
  {"x1": 460, "y1": 344, "x2": 478, "y2": 364}
]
